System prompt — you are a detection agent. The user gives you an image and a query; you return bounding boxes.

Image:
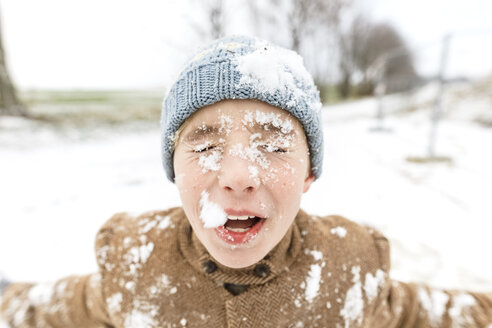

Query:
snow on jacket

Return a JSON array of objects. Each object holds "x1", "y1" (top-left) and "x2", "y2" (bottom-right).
[{"x1": 1, "y1": 207, "x2": 491, "y2": 327}]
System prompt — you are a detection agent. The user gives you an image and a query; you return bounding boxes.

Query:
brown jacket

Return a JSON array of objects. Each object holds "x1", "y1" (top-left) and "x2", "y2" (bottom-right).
[{"x1": 1, "y1": 207, "x2": 491, "y2": 327}]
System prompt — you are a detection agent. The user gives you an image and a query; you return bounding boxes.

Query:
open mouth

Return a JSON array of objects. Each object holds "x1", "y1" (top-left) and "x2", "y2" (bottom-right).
[
  {"x1": 224, "y1": 215, "x2": 261, "y2": 232},
  {"x1": 216, "y1": 215, "x2": 266, "y2": 245}
]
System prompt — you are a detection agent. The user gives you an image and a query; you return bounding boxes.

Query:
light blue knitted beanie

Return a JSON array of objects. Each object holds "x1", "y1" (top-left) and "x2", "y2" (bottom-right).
[{"x1": 161, "y1": 35, "x2": 323, "y2": 182}]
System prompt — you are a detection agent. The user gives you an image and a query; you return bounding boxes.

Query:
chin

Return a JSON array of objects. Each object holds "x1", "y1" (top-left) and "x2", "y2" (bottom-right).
[{"x1": 209, "y1": 243, "x2": 267, "y2": 269}]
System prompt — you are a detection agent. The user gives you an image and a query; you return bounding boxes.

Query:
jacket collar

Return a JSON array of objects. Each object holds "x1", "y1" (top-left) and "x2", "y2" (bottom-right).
[{"x1": 177, "y1": 208, "x2": 303, "y2": 286}]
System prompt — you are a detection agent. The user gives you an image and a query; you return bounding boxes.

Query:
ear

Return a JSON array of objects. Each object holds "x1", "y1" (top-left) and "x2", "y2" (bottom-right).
[{"x1": 302, "y1": 172, "x2": 315, "y2": 193}]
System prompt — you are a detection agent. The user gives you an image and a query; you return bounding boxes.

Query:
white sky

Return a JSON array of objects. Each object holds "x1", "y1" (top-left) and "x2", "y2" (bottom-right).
[{"x1": 1, "y1": 0, "x2": 492, "y2": 90}]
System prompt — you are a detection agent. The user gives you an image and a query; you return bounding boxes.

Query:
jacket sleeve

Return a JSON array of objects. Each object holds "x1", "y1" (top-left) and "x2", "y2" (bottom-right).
[
  {"x1": 0, "y1": 273, "x2": 111, "y2": 328},
  {"x1": 371, "y1": 279, "x2": 492, "y2": 327},
  {"x1": 366, "y1": 227, "x2": 492, "y2": 327}
]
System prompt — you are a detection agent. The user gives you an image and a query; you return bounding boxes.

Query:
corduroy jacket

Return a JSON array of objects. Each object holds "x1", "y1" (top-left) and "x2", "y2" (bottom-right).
[{"x1": 1, "y1": 207, "x2": 492, "y2": 327}]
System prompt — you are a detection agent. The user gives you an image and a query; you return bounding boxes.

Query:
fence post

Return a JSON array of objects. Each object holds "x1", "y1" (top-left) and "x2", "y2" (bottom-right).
[{"x1": 428, "y1": 33, "x2": 451, "y2": 158}]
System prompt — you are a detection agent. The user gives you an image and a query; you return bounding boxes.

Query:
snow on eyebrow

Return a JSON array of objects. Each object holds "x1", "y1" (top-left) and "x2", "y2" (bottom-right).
[
  {"x1": 235, "y1": 41, "x2": 314, "y2": 107},
  {"x1": 304, "y1": 264, "x2": 322, "y2": 303},
  {"x1": 218, "y1": 114, "x2": 233, "y2": 134},
  {"x1": 417, "y1": 287, "x2": 449, "y2": 327},
  {"x1": 331, "y1": 226, "x2": 347, "y2": 238},
  {"x1": 340, "y1": 266, "x2": 364, "y2": 328},
  {"x1": 254, "y1": 111, "x2": 293, "y2": 134},
  {"x1": 364, "y1": 270, "x2": 386, "y2": 302},
  {"x1": 199, "y1": 190, "x2": 227, "y2": 228}
]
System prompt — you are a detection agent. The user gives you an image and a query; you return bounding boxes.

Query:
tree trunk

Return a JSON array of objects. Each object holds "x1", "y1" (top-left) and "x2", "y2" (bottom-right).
[
  {"x1": 0, "y1": 9, "x2": 27, "y2": 117},
  {"x1": 338, "y1": 70, "x2": 351, "y2": 99}
]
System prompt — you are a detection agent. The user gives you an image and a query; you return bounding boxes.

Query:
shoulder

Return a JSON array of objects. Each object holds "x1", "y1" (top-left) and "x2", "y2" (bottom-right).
[
  {"x1": 94, "y1": 207, "x2": 184, "y2": 272},
  {"x1": 296, "y1": 210, "x2": 390, "y2": 273}
]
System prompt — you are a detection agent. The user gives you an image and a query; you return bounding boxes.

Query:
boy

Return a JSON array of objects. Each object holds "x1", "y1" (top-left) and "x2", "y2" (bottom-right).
[{"x1": 1, "y1": 35, "x2": 491, "y2": 327}]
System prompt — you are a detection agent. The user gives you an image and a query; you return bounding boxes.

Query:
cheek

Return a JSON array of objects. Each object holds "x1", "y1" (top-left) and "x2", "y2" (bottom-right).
[{"x1": 265, "y1": 158, "x2": 307, "y2": 190}]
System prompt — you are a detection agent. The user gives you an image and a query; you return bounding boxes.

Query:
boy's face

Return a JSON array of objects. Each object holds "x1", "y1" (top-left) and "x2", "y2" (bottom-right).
[{"x1": 173, "y1": 99, "x2": 314, "y2": 268}]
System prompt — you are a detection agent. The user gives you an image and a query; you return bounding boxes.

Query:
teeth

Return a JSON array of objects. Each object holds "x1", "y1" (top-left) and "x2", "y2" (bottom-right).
[
  {"x1": 226, "y1": 227, "x2": 251, "y2": 232},
  {"x1": 227, "y1": 215, "x2": 255, "y2": 220}
]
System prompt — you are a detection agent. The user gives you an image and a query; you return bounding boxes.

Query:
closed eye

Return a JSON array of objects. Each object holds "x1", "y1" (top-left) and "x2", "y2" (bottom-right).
[
  {"x1": 259, "y1": 144, "x2": 287, "y2": 153},
  {"x1": 194, "y1": 145, "x2": 216, "y2": 153}
]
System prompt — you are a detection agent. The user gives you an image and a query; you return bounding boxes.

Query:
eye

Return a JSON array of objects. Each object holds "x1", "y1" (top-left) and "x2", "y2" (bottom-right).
[
  {"x1": 259, "y1": 144, "x2": 287, "y2": 153},
  {"x1": 194, "y1": 144, "x2": 216, "y2": 153}
]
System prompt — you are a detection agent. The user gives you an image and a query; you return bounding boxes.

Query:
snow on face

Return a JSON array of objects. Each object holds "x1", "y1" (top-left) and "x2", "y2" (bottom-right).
[
  {"x1": 198, "y1": 148, "x2": 223, "y2": 173},
  {"x1": 340, "y1": 266, "x2": 364, "y2": 328},
  {"x1": 199, "y1": 190, "x2": 227, "y2": 228}
]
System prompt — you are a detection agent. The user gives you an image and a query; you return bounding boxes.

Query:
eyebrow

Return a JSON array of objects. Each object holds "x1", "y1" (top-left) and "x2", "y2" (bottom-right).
[
  {"x1": 184, "y1": 125, "x2": 222, "y2": 143},
  {"x1": 183, "y1": 121, "x2": 297, "y2": 143},
  {"x1": 249, "y1": 122, "x2": 295, "y2": 136}
]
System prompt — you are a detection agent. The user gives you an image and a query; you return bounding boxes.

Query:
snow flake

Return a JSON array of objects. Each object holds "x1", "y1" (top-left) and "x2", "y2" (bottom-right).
[
  {"x1": 448, "y1": 293, "x2": 476, "y2": 327},
  {"x1": 124, "y1": 308, "x2": 157, "y2": 328},
  {"x1": 125, "y1": 242, "x2": 154, "y2": 265},
  {"x1": 304, "y1": 264, "x2": 322, "y2": 303},
  {"x1": 139, "y1": 219, "x2": 158, "y2": 234},
  {"x1": 309, "y1": 250, "x2": 323, "y2": 261},
  {"x1": 340, "y1": 266, "x2": 364, "y2": 328},
  {"x1": 198, "y1": 149, "x2": 223, "y2": 173},
  {"x1": 364, "y1": 270, "x2": 386, "y2": 302},
  {"x1": 417, "y1": 287, "x2": 449, "y2": 328},
  {"x1": 157, "y1": 215, "x2": 171, "y2": 230},
  {"x1": 330, "y1": 226, "x2": 347, "y2": 238},
  {"x1": 28, "y1": 282, "x2": 55, "y2": 306},
  {"x1": 107, "y1": 293, "x2": 123, "y2": 314}
]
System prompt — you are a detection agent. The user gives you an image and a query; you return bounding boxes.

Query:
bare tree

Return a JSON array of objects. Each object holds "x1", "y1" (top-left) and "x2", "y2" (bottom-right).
[
  {"x1": 253, "y1": 0, "x2": 351, "y2": 52},
  {"x1": 365, "y1": 23, "x2": 418, "y2": 93},
  {"x1": 337, "y1": 15, "x2": 370, "y2": 98},
  {"x1": 188, "y1": 0, "x2": 225, "y2": 41},
  {"x1": 338, "y1": 17, "x2": 418, "y2": 97},
  {"x1": 0, "y1": 8, "x2": 26, "y2": 116}
]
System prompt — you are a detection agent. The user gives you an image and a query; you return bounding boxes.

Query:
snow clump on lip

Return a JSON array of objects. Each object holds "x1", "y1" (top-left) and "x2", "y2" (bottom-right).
[{"x1": 199, "y1": 190, "x2": 227, "y2": 228}]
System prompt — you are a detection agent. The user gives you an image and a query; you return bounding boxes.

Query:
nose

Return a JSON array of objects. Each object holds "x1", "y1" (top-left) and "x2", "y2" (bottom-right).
[{"x1": 218, "y1": 149, "x2": 260, "y2": 195}]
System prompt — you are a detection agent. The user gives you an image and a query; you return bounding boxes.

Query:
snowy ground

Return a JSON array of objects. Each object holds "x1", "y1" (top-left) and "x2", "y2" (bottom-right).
[{"x1": 0, "y1": 86, "x2": 491, "y2": 293}]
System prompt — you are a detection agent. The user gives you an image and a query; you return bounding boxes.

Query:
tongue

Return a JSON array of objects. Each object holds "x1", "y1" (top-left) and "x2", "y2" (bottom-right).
[{"x1": 224, "y1": 218, "x2": 257, "y2": 229}]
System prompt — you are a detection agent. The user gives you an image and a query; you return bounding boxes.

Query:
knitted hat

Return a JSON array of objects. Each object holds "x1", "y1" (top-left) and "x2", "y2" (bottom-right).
[{"x1": 161, "y1": 35, "x2": 323, "y2": 182}]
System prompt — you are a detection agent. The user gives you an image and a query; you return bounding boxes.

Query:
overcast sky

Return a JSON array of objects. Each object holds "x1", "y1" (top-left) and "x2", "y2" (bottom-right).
[{"x1": 1, "y1": 0, "x2": 492, "y2": 90}]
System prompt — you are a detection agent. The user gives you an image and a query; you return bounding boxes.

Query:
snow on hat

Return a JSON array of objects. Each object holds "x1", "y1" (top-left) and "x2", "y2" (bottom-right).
[{"x1": 161, "y1": 35, "x2": 323, "y2": 182}]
